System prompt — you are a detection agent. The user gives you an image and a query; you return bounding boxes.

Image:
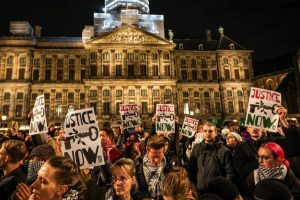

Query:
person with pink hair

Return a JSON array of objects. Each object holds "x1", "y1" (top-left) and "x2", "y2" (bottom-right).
[{"x1": 245, "y1": 142, "x2": 300, "y2": 199}]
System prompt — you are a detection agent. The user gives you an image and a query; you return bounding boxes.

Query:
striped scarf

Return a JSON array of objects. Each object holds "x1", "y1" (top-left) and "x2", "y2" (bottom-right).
[
  {"x1": 254, "y1": 164, "x2": 287, "y2": 185},
  {"x1": 143, "y1": 154, "x2": 166, "y2": 199}
]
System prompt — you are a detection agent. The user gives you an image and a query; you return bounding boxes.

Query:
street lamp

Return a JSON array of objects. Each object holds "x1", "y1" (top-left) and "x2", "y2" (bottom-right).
[
  {"x1": 1, "y1": 115, "x2": 7, "y2": 121},
  {"x1": 1, "y1": 115, "x2": 7, "y2": 128}
]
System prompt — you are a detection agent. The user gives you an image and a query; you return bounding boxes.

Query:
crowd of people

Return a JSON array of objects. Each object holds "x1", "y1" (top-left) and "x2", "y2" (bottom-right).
[{"x1": 0, "y1": 105, "x2": 300, "y2": 200}]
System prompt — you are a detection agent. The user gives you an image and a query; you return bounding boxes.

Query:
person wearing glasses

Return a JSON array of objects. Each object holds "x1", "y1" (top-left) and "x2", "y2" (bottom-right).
[
  {"x1": 105, "y1": 158, "x2": 142, "y2": 200},
  {"x1": 188, "y1": 121, "x2": 236, "y2": 194},
  {"x1": 232, "y1": 105, "x2": 300, "y2": 196},
  {"x1": 244, "y1": 142, "x2": 300, "y2": 199}
]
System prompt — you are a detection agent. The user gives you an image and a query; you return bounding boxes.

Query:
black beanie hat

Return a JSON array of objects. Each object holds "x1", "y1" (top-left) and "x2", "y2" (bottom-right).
[
  {"x1": 29, "y1": 144, "x2": 56, "y2": 161},
  {"x1": 254, "y1": 179, "x2": 293, "y2": 200},
  {"x1": 207, "y1": 176, "x2": 240, "y2": 200}
]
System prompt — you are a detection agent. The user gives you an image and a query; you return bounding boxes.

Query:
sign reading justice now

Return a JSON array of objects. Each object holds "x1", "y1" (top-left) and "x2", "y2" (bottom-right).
[
  {"x1": 62, "y1": 108, "x2": 104, "y2": 169},
  {"x1": 245, "y1": 87, "x2": 281, "y2": 132}
]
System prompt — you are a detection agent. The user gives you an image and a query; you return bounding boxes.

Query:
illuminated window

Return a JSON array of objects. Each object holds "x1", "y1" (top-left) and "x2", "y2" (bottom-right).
[
  {"x1": 179, "y1": 43, "x2": 183, "y2": 50},
  {"x1": 127, "y1": 53, "x2": 134, "y2": 60},
  {"x1": 116, "y1": 90, "x2": 122, "y2": 97},
  {"x1": 103, "y1": 90, "x2": 110, "y2": 97},
  {"x1": 129, "y1": 90, "x2": 135, "y2": 96},
  {"x1": 56, "y1": 105, "x2": 63, "y2": 117},
  {"x1": 141, "y1": 89, "x2": 147, "y2": 97},
  {"x1": 7, "y1": 56, "x2": 13, "y2": 65},
  {"x1": 198, "y1": 44, "x2": 203, "y2": 51},
  {"x1": 223, "y1": 58, "x2": 229, "y2": 64},
  {"x1": 165, "y1": 89, "x2": 172, "y2": 97},
  {"x1": 90, "y1": 90, "x2": 97, "y2": 97},
  {"x1": 140, "y1": 53, "x2": 146, "y2": 60},
  {"x1": 115, "y1": 53, "x2": 122, "y2": 60},
  {"x1": 90, "y1": 52, "x2": 97, "y2": 60},
  {"x1": 33, "y1": 58, "x2": 40, "y2": 66},
  {"x1": 19, "y1": 57, "x2": 26, "y2": 66},
  {"x1": 102, "y1": 52, "x2": 110, "y2": 60},
  {"x1": 184, "y1": 103, "x2": 189, "y2": 114},
  {"x1": 233, "y1": 58, "x2": 239, "y2": 65},
  {"x1": 153, "y1": 90, "x2": 160, "y2": 96}
]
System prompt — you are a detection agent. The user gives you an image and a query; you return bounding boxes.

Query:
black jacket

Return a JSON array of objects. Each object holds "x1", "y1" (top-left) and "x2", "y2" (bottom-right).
[
  {"x1": 135, "y1": 156, "x2": 171, "y2": 200},
  {"x1": 0, "y1": 167, "x2": 26, "y2": 200},
  {"x1": 189, "y1": 141, "x2": 236, "y2": 192},
  {"x1": 245, "y1": 168, "x2": 300, "y2": 199}
]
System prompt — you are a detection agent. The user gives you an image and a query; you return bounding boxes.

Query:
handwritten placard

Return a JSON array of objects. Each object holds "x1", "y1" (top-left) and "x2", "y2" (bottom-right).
[
  {"x1": 29, "y1": 95, "x2": 48, "y2": 135},
  {"x1": 62, "y1": 108, "x2": 104, "y2": 169},
  {"x1": 156, "y1": 104, "x2": 175, "y2": 134},
  {"x1": 119, "y1": 104, "x2": 141, "y2": 128},
  {"x1": 245, "y1": 87, "x2": 281, "y2": 132},
  {"x1": 182, "y1": 117, "x2": 199, "y2": 138}
]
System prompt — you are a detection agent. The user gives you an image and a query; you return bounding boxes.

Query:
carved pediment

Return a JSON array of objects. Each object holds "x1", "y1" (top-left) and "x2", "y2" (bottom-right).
[{"x1": 86, "y1": 25, "x2": 173, "y2": 46}]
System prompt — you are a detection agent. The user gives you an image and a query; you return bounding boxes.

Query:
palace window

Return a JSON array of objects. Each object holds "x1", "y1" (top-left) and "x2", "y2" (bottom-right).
[
  {"x1": 116, "y1": 90, "x2": 122, "y2": 97},
  {"x1": 103, "y1": 65, "x2": 110, "y2": 76},
  {"x1": 103, "y1": 90, "x2": 110, "y2": 97},
  {"x1": 152, "y1": 65, "x2": 158, "y2": 76},
  {"x1": 141, "y1": 90, "x2": 147, "y2": 97}
]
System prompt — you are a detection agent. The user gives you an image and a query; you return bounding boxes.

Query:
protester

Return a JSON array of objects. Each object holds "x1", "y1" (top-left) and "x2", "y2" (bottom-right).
[
  {"x1": 0, "y1": 140, "x2": 27, "y2": 200},
  {"x1": 112, "y1": 126, "x2": 124, "y2": 152},
  {"x1": 105, "y1": 158, "x2": 141, "y2": 200},
  {"x1": 253, "y1": 179, "x2": 294, "y2": 200},
  {"x1": 25, "y1": 144, "x2": 56, "y2": 185},
  {"x1": 244, "y1": 142, "x2": 300, "y2": 198},
  {"x1": 226, "y1": 132, "x2": 243, "y2": 154},
  {"x1": 17, "y1": 156, "x2": 86, "y2": 200},
  {"x1": 161, "y1": 167, "x2": 196, "y2": 200},
  {"x1": 136, "y1": 135, "x2": 171, "y2": 199},
  {"x1": 233, "y1": 105, "x2": 298, "y2": 195},
  {"x1": 189, "y1": 121, "x2": 236, "y2": 193},
  {"x1": 207, "y1": 176, "x2": 243, "y2": 200}
]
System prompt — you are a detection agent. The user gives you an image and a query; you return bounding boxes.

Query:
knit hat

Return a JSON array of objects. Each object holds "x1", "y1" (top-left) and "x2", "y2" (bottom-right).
[
  {"x1": 207, "y1": 176, "x2": 240, "y2": 200},
  {"x1": 228, "y1": 132, "x2": 243, "y2": 142},
  {"x1": 220, "y1": 128, "x2": 230, "y2": 136},
  {"x1": 29, "y1": 144, "x2": 56, "y2": 161},
  {"x1": 254, "y1": 179, "x2": 293, "y2": 200}
]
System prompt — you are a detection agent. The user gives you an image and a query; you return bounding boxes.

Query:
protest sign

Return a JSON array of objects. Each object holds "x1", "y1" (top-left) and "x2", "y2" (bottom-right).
[
  {"x1": 182, "y1": 117, "x2": 199, "y2": 138},
  {"x1": 245, "y1": 87, "x2": 281, "y2": 132},
  {"x1": 62, "y1": 107, "x2": 104, "y2": 169},
  {"x1": 119, "y1": 104, "x2": 141, "y2": 128},
  {"x1": 156, "y1": 104, "x2": 175, "y2": 134},
  {"x1": 29, "y1": 95, "x2": 48, "y2": 135}
]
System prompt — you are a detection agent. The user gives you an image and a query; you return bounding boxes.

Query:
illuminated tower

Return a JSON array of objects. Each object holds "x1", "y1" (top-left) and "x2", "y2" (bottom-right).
[
  {"x1": 90, "y1": 0, "x2": 165, "y2": 38},
  {"x1": 104, "y1": 0, "x2": 150, "y2": 14}
]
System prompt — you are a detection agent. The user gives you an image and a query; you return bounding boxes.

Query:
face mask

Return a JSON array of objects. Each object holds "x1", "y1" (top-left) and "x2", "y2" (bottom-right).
[{"x1": 27, "y1": 160, "x2": 45, "y2": 184}]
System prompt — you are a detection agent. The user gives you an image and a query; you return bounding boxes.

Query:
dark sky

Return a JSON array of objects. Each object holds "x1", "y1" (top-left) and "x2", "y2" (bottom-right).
[{"x1": 1, "y1": 0, "x2": 300, "y2": 61}]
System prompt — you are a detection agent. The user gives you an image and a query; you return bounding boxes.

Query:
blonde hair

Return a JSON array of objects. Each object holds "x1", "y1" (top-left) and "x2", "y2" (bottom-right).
[
  {"x1": 161, "y1": 167, "x2": 196, "y2": 200},
  {"x1": 110, "y1": 158, "x2": 138, "y2": 191}
]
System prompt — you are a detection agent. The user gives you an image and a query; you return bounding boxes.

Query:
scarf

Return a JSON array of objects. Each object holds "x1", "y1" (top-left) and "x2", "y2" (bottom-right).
[
  {"x1": 62, "y1": 189, "x2": 79, "y2": 200},
  {"x1": 26, "y1": 160, "x2": 45, "y2": 184},
  {"x1": 254, "y1": 164, "x2": 287, "y2": 185},
  {"x1": 143, "y1": 154, "x2": 166, "y2": 198}
]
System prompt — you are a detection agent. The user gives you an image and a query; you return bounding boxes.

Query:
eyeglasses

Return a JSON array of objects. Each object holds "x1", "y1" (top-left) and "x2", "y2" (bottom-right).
[
  {"x1": 256, "y1": 155, "x2": 274, "y2": 161},
  {"x1": 203, "y1": 129, "x2": 214, "y2": 133},
  {"x1": 111, "y1": 176, "x2": 130, "y2": 184}
]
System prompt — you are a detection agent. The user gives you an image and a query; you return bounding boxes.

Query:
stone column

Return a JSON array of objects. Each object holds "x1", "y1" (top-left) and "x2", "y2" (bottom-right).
[
  {"x1": 97, "y1": 86, "x2": 102, "y2": 118},
  {"x1": 110, "y1": 50, "x2": 115, "y2": 77},
  {"x1": 75, "y1": 89, "x2": 80, "y2": 110},
  {"x1": 50, "y1": 89, "x2": 56, "y2": 119},
  {"x1": 122, "y1": 50, "x2": 127, "y2": 77}
]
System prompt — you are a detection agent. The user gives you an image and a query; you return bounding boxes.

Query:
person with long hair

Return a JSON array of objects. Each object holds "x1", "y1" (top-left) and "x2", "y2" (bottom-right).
[
  {"x1": 161, "y1": 167, "x2": 197, "y2": 200},
  {"x1": 245, "y1": 142, "x2": 300, "y2": 199},
  {"x1": 105, "y1": 158, "x2": 141, "y2": 200}
]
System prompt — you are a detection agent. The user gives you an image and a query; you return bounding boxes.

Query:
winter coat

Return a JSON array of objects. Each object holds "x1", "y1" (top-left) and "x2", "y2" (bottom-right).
[{"x1": 188, "y1": 141, "x2": 236, "y2": 192}]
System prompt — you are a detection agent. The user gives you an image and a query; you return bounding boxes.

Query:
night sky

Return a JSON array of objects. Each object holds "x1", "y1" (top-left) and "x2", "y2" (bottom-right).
[{"x1": 1, "y1": 0, "x2": 300, "y2": 61}]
